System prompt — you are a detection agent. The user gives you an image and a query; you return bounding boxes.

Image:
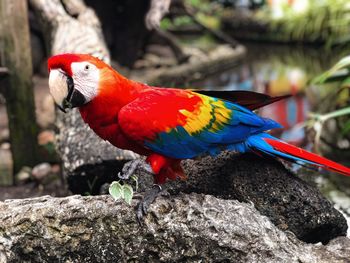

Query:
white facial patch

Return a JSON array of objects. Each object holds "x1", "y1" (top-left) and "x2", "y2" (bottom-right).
[
  {"x1": 71, "y1": 62, "x2": 100, "y2": 103},
  {"x1": 49, "y1": 69, "x2": 69, "y2": 106}
]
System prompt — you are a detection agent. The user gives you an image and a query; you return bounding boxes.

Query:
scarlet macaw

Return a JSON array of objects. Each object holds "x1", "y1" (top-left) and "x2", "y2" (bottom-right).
[{"x1": 48, "y1": 54, "x2": 350, "y2": 219}]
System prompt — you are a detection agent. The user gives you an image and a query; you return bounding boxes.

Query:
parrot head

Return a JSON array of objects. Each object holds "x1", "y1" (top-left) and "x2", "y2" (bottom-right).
[{"x1": 47, "y1": 53, "x2": 108, "y2": 112}]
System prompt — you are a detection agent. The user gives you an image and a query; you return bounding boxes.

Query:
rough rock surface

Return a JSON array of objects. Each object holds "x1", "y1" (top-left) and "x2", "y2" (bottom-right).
[
  {"x1": 0, "y1": 194, "x2": 349, "y2": 263},
  {"x1": 175, "y1": 153, "x2": 348, "y2": 244},
  {"x1": 134, "y1": 152, "x2": 348, "y2": 244},
  {"x1": 56, "y1": 106, "x2": 348, "y2": 244}
]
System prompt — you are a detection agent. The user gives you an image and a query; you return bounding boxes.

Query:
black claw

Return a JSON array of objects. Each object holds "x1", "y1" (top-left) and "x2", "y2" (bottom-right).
[
  {"x1": 117, "y1": 172, "x2": 129, "y2": 180},
  {"x1": 136, "y1": 185, "x2": 162, "y2": 224},
  {"x1": 136, "y1": 205, "x2": 145, "y2": 225}
]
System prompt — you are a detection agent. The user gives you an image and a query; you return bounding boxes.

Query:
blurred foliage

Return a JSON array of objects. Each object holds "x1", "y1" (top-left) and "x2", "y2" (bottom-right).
[
  {"x1": 196, "y1": 13, "x2": 221, "y2": 29},
  {"x1": 179, "y1": 33, "x2": 217, "y2": 50},
  {"x1": 257, "y1": 0, "x2": 350, "y2": 46},
  {"x1": 312, "y1": 56, "x2": 350, "y2": 86},
  {"x1": 308, "y1": 55, "x2": 350, "y2": 151},
  {"x1": 186, "y1": 0, "x2": 212, "y2": 12},
  {"x1": 161, "y1": 0, "x2": 223, "y2": 31},
  {"x1": 243, "y1": 43, "x2": 350, "y2": 83},
  {"x1": 161, "y1": 16, "x2": 192, "y2": 29}
]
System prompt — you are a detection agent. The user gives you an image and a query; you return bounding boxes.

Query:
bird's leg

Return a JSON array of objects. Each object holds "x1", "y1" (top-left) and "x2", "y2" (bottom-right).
[
  {"x1": 119, "y1": 155, "x2": 171, "y2": 223},
  {"x1": 136, "y1": 184, "x2": 163, "y2": 224},
  {"x1": 118, "y1": 159, "x2": 153, "y2": 180}
]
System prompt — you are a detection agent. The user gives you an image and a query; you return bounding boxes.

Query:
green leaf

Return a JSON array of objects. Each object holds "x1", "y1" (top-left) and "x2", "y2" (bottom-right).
[
  {"x1": 122, "y1": 184, "x2": 134, "y2": 205},
  {"x1": 109, "y1": 181, "x2": 134, "y2": 205},
  {"x1": 312, "y1": 56, "x2": 350, "y2": 85},
  {"x1": 109, "y1": 181, "x2": 123, "y2": 201}
]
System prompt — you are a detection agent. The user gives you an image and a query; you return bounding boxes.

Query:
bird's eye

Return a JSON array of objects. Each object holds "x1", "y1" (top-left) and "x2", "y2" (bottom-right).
[{"x1": 84, "y1": 64, "x2": 89, "y2": 71}]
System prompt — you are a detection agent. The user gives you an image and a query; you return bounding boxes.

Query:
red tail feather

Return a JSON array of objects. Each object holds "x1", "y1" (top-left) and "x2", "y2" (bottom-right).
[{"x1": 264, "y1": 138, "x2": 350, "y2": 176}]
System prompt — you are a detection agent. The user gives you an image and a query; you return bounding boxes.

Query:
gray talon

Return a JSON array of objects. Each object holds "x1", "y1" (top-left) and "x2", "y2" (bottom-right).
[
  {"x1": 117, "y1": 159, "x2": 160, "y2": 224},
  {"x1": 136, "y1": 185, "x2": 162, "y2": 224},
  {"x1": 118, "y1": 159, "x2": 152, "y2": 180}
]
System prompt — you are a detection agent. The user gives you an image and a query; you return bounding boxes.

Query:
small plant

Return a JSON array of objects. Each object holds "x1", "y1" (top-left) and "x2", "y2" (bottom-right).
[{"x1": 109, "y1": 175, "x2": 138, "y2": 205}]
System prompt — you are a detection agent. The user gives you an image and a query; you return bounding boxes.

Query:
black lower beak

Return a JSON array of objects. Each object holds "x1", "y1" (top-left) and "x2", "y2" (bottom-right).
[
  {"x1": 57, "y1": 104, "x2": 67, "y2": 113},
  {"x1": 66, "y1": 88, "x2": 86, "y2": 108},
  {"x1": 60, "y1": 76, "x2": 86, "y2": 112}
]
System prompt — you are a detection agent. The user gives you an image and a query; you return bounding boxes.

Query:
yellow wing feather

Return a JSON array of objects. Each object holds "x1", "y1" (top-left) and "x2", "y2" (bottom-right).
[{"x1": 179, "y1": 94, "x2": 232, "y2": 135}]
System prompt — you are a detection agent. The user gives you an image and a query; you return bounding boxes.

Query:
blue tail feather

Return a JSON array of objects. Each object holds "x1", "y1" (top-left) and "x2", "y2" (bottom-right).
[{"x1": 246, "y1": 133, "x2": 318, "y2": 166}]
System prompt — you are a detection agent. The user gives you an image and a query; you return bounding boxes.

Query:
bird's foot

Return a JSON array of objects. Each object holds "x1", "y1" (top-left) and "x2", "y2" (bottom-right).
[
  {"x1": 118, "y1": 159, "x2": 165, "y2": 224},
  {"x1": 118, "y1": 159, "x2": 153, "y2": 180},
  {"x1": 136, "y1": 184, "x2": 163, "y2": 224}
]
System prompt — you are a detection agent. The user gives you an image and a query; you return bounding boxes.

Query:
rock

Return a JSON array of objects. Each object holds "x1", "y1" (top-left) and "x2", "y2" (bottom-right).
[
  {"x1": 0, "y1": 128, "x2": 9, "y2": 143},
  {"x1": 171, "y1": 152, "x2": 348, "y2": 244},
  {"x1": 32, "y1": 163, "x2": 63, "y2": 187},
  {"x1": 0, "y1": 142, "x2": 10, "y2": 150},
  {"x1": 0, "y1": 194, "x2": 349, "y2": 262},
  {"x1": 130, "y1": 152, "x2": 347, "y2": 244},
  {"x1": 31, "y1": 162, "x2": 52, "y2": 182},
  {"x1": 0, "y1": 147, "x2": 13, "y2": 186},
  {"x1": 15, "y1": 166, "x2": 32, "y2": 185}
]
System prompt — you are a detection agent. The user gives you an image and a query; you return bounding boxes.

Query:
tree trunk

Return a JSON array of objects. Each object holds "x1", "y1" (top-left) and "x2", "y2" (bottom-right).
[
  {"x1": 29, "y1": 0, "x2": 110, "y2": 64},
  {"x1": 0, "y1": 0, "x2": 39, "y2": 177}
]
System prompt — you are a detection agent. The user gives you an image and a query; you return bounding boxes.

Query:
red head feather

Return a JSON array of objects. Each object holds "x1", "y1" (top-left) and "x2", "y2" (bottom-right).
[
  {"x1": 47, "y1": 53, "x2": 109, "y2": 76},
  {"x1": 48, "y1": 54, "x2": 83, "y2": 76}
]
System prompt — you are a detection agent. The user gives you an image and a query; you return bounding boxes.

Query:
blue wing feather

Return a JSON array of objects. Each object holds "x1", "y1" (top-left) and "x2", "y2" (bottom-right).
[{"x1": 144, "y1": 99, "x2": 282, "y2": 159}]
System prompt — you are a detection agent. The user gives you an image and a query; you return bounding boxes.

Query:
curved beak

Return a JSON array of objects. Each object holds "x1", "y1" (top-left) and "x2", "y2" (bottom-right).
[{"x1": 48, "y1": 69, "x2": 86, "y2": 113}]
